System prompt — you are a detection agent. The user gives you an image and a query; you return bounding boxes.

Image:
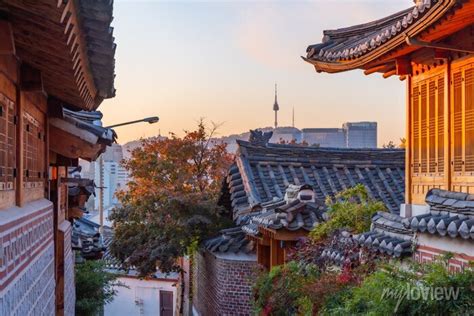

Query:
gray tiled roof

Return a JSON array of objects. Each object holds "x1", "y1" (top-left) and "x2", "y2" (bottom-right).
[
  {"x1": 72, "y1": 217, "x2": 106, "y2": 260},
  {"x1": 353, "y1": 211, "x2": 413, "y2": 258},
  {"x1": 320, "y1": 230, "x2": 359, "y2": 265},
  {"x1": 63, "y1": 108, "x2": 117, "y2": 145},
  {"x1": 305, "y1": 0, "x2": 434, "y2": 63},
  {"x1": 204, "y1": 227, "x2": 255, "y2": 254},
  {"x1": 220, "y1": 140, "x2": 405, "y2": 216},
  {"x1": 403, "y1": 189, "x2": 474, "y2": 239},
  {"x1": 78, "y1": 0, "x2": 116, "y2": 99}
]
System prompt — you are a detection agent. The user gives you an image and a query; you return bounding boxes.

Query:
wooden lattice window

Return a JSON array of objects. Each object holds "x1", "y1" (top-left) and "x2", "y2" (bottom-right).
[
  {"x1": 420, "y1": 83, "x2": 428, "y2": 173},
  {"x1": 0, "y1": 93, "x2": 15, "y2": 191},
  {"x1": 23, "y1": 111, "x2": 45, "y2": 188},
  {"x1": 412, "y1": 73, "x2": 445, "y2": 176},
  {"x1": 437, "y1": 77, "x2": 445, "y2": 173},
  {"x1": 465, "y1": 68, "x2": 474, "y2": 172},
  {"x1": 452, "y1": 71, "x2": 463, "y2": 172},
  {"x1": 412, "y1": 85, "x2": 420, "y2": 174},
  {"x1": 428, "y1": 80, "x2": 436, "y2": 173}
]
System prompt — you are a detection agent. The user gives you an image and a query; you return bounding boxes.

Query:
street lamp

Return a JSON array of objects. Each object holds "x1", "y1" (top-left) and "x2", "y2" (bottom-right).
[
  {"x1": 105, "y1": 116, "x2": 159, "y2": 129},
  {"x1": 99, "y1": 116, "x2": 159, "y2": 232}
]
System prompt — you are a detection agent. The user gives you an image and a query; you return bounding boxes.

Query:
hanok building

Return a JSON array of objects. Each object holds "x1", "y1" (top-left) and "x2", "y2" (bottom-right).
[
  {"x1": 304, "y1": 0, "x2": 474, "y2": 268},
  {"x1": 192, "y1": 131, "x2": 405, "y2": 315},
  {"x1": 0, "y1": 1, "x2": 116, "y2": 315}
]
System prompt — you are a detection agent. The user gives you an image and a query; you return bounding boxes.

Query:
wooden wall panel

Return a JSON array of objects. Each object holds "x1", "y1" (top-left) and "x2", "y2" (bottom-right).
[
  {"x1": 410, "y1": 69, "x2": 447, "y2": 203},
  {"x1": 438, "y1": 77, "x2": 445, "y2": 174},
  {"x1": 450, "y1": 59, "x2": 474, "y2": 193},
  {"x1": 452, "y1": 71, "x2": 463, "y2": 173},
  {"x1": 464, "y1": 68, "x2": 474, "y2": 171},
  {"x1": 412, "y1": 85, "x2": 420, "y2": 174},
  {"x1": 21, "y1": 91, "x2": 46, "y2": 204},
  {"x1": 0, "y1": 62, "x2": 16, "y2": 209}
]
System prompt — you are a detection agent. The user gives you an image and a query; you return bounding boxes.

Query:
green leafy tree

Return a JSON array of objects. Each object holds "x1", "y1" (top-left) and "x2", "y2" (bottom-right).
[
  {"x1": 110, "y1": 121, "x2": 233, "y2": 275},
  {"x1": 75, "y1": 260, "x2": 123, "y2": 316},
  {"x1": 310, "y1": 184, "x2": 385, "y2": 240}
]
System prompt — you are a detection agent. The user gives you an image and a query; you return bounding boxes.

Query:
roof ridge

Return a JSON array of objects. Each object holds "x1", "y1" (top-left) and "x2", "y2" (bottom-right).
[{"x1": 323, "y1": 6, "x2": 413, "y2": 39}]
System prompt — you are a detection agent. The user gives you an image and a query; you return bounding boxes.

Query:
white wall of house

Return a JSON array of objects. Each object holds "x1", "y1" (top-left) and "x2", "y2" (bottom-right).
[
  {"x1": 105, "y1": 277, "x2": 178, "y2": 316},
  {"x1": 417, "y1": 234, "x2": 474, "y2": 258}
]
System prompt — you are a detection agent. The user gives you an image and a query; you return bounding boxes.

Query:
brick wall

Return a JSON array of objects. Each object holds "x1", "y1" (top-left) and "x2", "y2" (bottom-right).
[
  {"x1": 415, "y1": 245, "x2": 474, "y2": 272},
  {"x1": 0, "y1": 199, "x2": 56, "y2": 315},
  {"x1": 193, "y1": 249, "x2": 257, "y2": 315}
]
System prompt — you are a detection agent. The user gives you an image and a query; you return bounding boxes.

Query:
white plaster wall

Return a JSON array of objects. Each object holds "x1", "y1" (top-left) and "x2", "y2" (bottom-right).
[
  {"x1": 417, "y1": 234, "x2": 474, "y2": 257},
  {"x1": 105, "y1": 277, "x2": 178, "y2": 316},
  {"x1": 401, "y1": 203, "x2": 430, "y2": 217}
]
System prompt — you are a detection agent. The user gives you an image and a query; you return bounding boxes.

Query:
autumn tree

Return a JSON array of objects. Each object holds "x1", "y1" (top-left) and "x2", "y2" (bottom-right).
[{"x1": 109, "y1": 121, "x2": 233, "y2": 275}]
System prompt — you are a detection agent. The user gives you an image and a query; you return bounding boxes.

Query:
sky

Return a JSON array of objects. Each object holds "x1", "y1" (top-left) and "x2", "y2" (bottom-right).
[{"x1": 99, "y1": 0, "x2": 411, "y2": 146}]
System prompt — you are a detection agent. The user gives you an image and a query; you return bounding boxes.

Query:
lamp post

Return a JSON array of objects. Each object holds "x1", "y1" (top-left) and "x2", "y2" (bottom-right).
[
  {"x1": 98, "y1": 116, "x2": 159, "y2": 232},
  {"x1": 104, "y1": 116, "x2": 159, "y2": 129}
]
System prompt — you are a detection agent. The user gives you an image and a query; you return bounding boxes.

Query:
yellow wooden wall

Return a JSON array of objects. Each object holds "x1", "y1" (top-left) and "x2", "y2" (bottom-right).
[{"x1": 408, "y1": 56, "x2": 474, "y2": 204}]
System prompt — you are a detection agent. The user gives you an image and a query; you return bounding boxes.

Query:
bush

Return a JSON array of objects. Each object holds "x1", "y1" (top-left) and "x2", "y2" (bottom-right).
[
  {"x1": 321, "y1": 257, "x2": 474, "y2": 315},
  {"x1": 75, "y1": 260, "x2": 124, "y2": 316},
  {"x1": 253, "y1": 261, "x2": 318, "y2": 315},
  {"x1": 310, "y1": 184, "x2": 385, "y2": 240}
]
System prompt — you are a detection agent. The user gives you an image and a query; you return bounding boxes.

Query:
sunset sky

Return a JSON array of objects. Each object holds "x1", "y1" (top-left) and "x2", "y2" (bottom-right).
[{"x1": 100, "y1": 0, "x2": 411, "y2": 146}]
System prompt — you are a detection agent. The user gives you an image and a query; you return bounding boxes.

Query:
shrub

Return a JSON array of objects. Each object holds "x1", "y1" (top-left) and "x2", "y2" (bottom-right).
[
  {"x1": 321, "y1": 257, "x2": 474, "y2": 315},
  {"x1": 252, "y1": 261, "x2": 318, "y2": 315},
  {"x1": 310, "y1": 184, "x2": 385, "y2": 240}
]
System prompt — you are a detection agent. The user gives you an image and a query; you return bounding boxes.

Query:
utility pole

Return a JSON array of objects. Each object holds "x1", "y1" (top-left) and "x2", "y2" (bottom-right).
[{"x1": 98, "y1": 154, "x2": 104, "y2": 233}]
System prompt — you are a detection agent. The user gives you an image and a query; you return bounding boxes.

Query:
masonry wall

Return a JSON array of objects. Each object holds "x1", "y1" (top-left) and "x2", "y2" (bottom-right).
[
  {"x1": 414, "y1": 234, "x2": 474, "y2": 272},
  {"x1": 62, "y1": 221, "x2": 76, "y2": 316},
  {"x1": 193, "y1": 249, "x2": 257, "y2": 316},
  {"x1": 0, "y1": 199, "x2": 56, "y2": 315}
]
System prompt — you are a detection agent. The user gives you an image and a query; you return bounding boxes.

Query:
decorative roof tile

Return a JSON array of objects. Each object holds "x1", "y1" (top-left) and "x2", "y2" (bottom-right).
[
  {"x1": 203, "y1": 227, "x2": 255, "y2": 254},
  {"x1": 403, "y1": 189, "x2": 474, "y2": 240},
  {"x1": 303, "y1": 0, "x2": 461, "y2": 73},
  {"x1": 305, "y1": 1, "x2": 433, "y2": 63},
  {"x1": 243, "y1": 198, "x2": 326, "y2": 237},
  {"x1": 353, "y1": 211, "x2": 413, "y2": 257}
]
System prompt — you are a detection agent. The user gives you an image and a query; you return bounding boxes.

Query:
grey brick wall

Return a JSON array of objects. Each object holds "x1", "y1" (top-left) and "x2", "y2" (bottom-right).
[{"x1": 193, "y1": 250, "x2": 257, "y2": 315}]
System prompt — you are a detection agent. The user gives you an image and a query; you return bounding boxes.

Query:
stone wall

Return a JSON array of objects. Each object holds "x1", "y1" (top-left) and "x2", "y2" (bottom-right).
[
  {"x1": 193, "y1": 249, "x2": 257, "y2": 315},
  {"x1": 0, "y1": 199, "x2": 56, "y2": 315},
  {"x1": 63, "y1": 221, "x2": 76, "y2": 316}
]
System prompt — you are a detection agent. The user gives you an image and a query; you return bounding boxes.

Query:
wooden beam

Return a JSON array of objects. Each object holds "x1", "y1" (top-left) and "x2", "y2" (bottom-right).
[
  {"x1": 383, "y1": 69, "x2": 397, "y2": 79},
  {"x1": 16, "y1": 89, "x2": 24, "y2": 206},
  {"x1": 364, "y1": 64, "x2": 389, "y2": 75},
  {"x1": 396, "y1": 58, "x2": 411, "y2": 76},
  {"x1": 434, "y1": 49, "x2": 449, "y2": 60},
  {"x1": 270, "y1": 239, "x2": 278, "y2": 268},
  {"x1": 406, "y1": 36, "x2": 474, "y2": 54},
  {"x1": 20, "y1": 63, "x2": 44, "y2": 92},
  {"x1": 0, "y1": 19, "x2": 15, "y2": 55}
]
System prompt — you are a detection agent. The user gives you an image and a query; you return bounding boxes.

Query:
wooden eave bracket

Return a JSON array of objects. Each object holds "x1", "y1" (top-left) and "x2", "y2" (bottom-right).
[{"x1": 406, "y1": 36, "x2": 474, "y2": 54}]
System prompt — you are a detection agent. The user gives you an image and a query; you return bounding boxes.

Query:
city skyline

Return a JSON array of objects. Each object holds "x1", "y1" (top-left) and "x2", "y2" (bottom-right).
[{"x1": 99, "y1": 1, "x2": 408, "y2": 146}]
